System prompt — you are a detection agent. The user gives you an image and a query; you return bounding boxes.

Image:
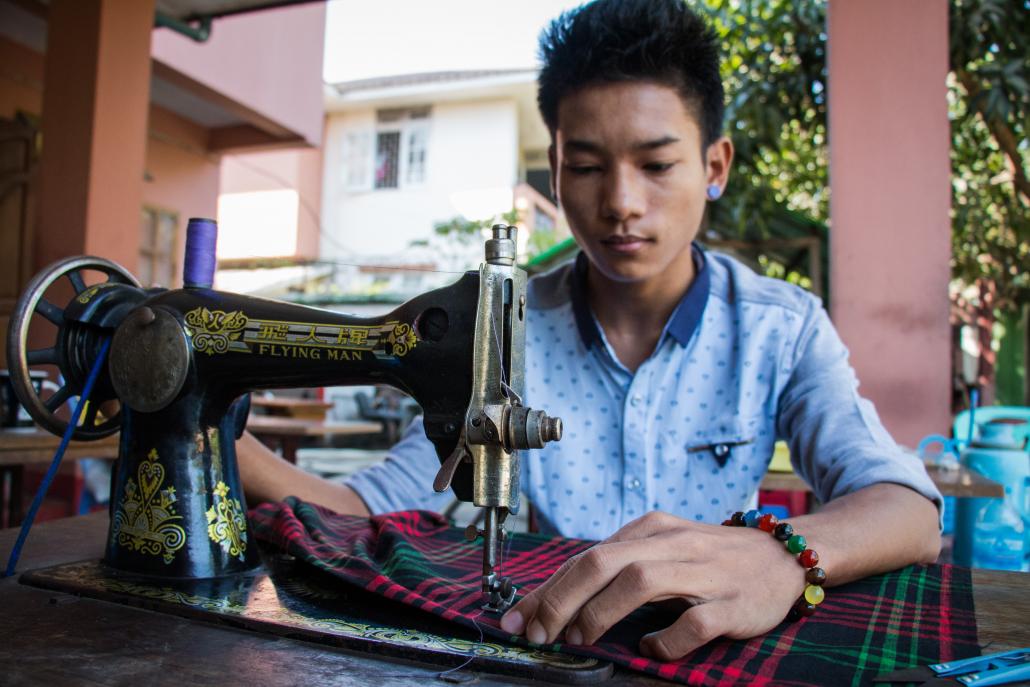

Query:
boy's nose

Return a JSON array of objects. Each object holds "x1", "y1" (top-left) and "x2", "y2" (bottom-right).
[{"x1": 601, "y1": 166, "x2": 646, "y2": 221}]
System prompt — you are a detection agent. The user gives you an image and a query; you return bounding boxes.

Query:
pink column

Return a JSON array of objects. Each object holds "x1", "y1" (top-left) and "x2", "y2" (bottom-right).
[
  {"x1": 36, "y1": 0, "x2": 155, "y2": 272},
  {"x1": 828, "y1": 0, "x2": 951, "y2": 446}
]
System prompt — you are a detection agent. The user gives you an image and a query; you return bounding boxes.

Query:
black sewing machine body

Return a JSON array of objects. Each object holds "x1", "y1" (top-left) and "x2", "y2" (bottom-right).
[
  {"x1": 8, "y1": 227, "x2": 559, "y2": 595},
  {"x1": 79, "y1": 276, "x2": 479, "y2": 577}
]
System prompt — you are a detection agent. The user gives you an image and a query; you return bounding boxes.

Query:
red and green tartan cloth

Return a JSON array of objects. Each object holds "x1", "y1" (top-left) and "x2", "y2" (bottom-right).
[{"x1": 250, "y1": 498, "x2": 981, "y2": 686}]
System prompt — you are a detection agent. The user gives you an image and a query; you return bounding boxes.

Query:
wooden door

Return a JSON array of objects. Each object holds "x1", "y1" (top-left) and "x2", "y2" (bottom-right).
[{"x1": 0, "y1": 116, "x2": 38, "y2": 369}]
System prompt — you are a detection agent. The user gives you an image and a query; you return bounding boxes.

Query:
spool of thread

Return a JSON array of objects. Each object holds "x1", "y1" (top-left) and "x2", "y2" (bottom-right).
[{"x1": 183, "y1": 217, "x2": 218, "y2": 288}]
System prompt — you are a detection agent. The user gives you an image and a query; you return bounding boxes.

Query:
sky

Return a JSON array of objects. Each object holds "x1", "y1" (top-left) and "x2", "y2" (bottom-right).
[{"x1": 323, "y1": 0, "x2": 585, "y2": 84}]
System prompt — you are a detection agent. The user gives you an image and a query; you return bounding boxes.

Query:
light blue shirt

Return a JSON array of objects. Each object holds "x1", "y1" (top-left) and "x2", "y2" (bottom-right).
[{"x1": 346, "y1": 247, "x2": 942, "y2": 539}]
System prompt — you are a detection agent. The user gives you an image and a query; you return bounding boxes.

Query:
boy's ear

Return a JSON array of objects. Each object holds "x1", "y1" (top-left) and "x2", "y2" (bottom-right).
[
  {"x1": 705, "y1": 136, "x2": 734, "y2": 188},
  {"x1": 548, "y1": 144, "x2": 558, "y2": 201}
]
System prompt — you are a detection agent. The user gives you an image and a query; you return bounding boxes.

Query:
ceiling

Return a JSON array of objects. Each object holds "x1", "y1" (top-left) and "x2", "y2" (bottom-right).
[
  {"x1": 0, "y1": 0, "x2": 324, "y2": 138},
  {"x1": 6, "y1": 0, "x2": 324, "y2": 22},
  {"x1": 155, "y1": 0, "x2": 324, "y2": 21}
]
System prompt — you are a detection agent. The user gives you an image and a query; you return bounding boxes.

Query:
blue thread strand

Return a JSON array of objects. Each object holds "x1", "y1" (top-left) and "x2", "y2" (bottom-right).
[{"x1": 4, "y1": 337, "x2": 112, "y2": 577}]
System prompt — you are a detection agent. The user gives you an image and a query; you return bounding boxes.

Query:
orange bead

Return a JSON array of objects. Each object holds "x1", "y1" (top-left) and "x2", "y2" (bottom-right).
[
  {"x1": 799, "y1": 549, "x2": 819, "y2": 568},
  {"x1": 758, "y1": 513, "x2": 778, "y2": 532}
]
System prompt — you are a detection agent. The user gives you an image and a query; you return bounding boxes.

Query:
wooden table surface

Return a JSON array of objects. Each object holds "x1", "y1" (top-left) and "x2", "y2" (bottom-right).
[
  {"x1": 250, "y1": 396, "x2": 335, "y2": 419},
  {"x1": 0, "y1": 427, "x2": 120, "y2": 465},
  {"x1": 760, "y1": 463, "x2": 1005, "y2": 499},
  {"x1": 0, "y1": 513, "x2": 1027, "y2": 687},
  {"x1": 247, "y1": 415, "x2": 383, "y2": 465},
  {"x1": 246, "y1": 414, "x2": 382, "y2": 437}
]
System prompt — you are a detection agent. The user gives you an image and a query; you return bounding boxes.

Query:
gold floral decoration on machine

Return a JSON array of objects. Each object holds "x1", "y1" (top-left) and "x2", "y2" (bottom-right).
[
  {"x1": 111, "y1": 449, "x2": 187, "y2": 564},
  {"x1": 384, "y1": 322, "x2": 417, "y2": 357},
  {"x1": 206, "y1": 481, "x2": 248, "y2": 561},
  {"x1": 184, "y1": 307, "x2": 249, "y2": 355}
]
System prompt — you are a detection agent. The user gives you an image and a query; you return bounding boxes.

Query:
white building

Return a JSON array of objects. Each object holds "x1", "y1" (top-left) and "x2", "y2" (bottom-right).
[{"x1": 321, "y1": 69, "x2": 563, "y2": 267}]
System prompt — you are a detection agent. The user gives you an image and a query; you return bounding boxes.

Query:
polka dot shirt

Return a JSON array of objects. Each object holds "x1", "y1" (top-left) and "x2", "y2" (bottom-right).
[{"x1": 347, "y1": 246, "x2": 942, "y2": 540}]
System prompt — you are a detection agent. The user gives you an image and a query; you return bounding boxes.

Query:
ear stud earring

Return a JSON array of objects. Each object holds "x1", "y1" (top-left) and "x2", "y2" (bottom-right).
[{"x1": 706, "y1": 184, "x2": 722, "y2": 201}]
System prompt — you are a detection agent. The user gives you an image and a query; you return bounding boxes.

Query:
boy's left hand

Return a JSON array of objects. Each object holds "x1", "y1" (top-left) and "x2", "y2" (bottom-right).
[{"x1": 498, "y1": 510, "x2": 805, "y2": 660}]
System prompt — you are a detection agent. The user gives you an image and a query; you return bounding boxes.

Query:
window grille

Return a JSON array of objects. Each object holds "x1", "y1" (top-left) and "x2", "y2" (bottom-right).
[
  {"x1": 139, "y1": 207, "x2": 179, "y2": 287},
  {"x1": 344, "y1": 132, "x2": 371, "y2": 189},
  {"x1": 375, "y1": 131, "x2": 401, "y2": 189}
]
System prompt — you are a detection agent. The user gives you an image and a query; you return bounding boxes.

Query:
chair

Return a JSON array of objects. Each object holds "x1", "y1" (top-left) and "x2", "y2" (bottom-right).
[{"x1": 354, "y1": 391, "x2": 407, "y2": 444}]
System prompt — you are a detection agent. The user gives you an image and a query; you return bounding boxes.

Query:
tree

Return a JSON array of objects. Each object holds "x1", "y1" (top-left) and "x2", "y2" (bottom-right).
[
  {"x1": 704, "y1": 0, "x2": 829, "y2": 237},
  {"x1": 948, "y1": 0, "x2": 1029, "y2": 402},
  {"x1": 703, "y1": 0, "x2": 1028, "y2": 400}
]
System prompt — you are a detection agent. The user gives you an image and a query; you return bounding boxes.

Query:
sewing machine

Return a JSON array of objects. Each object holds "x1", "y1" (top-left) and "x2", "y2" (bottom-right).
[{"x1": 5, "y1": 219, "x2": 561, "y2": 612}]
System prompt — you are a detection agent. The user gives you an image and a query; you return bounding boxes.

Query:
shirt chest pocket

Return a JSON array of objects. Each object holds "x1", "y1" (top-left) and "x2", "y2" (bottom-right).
[{"x1": 683, "y1": 415, "x2": 773, "y2": 470}]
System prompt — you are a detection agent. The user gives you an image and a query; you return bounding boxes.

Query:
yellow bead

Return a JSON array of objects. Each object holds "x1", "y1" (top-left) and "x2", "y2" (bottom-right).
[{"x1": 804, "y1": 584, "x2": 825, "y2": 605}]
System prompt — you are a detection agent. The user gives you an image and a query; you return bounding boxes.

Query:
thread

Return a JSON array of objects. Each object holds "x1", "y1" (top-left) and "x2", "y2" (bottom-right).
[
  {"x1": 183, "y1": 217, "x2": 218, "y2": 288},
  {"x1": 4, "y1": 338, "x2": 111, "y2": 577}
]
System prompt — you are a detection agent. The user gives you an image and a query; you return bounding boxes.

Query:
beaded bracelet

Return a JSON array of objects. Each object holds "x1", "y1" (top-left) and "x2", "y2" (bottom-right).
[{"x1": 722, "y1": 509, "x2": 826, "y2": 620}]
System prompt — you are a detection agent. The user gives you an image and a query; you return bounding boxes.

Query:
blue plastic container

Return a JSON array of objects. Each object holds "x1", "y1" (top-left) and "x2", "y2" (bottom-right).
[{"x1": 952, "y1": 416, "x2": 1030, "y2": 569}]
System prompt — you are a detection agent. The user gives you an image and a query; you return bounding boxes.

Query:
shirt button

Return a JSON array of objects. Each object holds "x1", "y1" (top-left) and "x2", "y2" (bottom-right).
[
  {"x1": 713, "y1": 444, "x2": 730, "y2": 458},
  {"x1": 628, "y1": 478, "x2": 641, "y2": 490},
  {"x1": 630, "y1": 394, "x2": 643, "y2": 407}
]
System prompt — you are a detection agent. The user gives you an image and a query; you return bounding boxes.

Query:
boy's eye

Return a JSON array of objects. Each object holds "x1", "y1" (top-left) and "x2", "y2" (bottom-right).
[
  {"x1": 566, "y1": 164, "x2": 601, "y2": 175},
  {"x1": 644, "y1": 161, "x2": 675, "y2": 173}
]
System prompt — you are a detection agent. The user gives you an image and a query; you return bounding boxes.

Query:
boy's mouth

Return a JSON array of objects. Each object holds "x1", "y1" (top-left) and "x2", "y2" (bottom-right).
[{"x1": 601, "y1": 234, "x2": 651, "y2": 254}]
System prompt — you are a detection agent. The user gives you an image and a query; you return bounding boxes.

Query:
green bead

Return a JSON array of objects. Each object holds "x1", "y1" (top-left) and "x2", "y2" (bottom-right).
[
  {"x1": 786, "y1": 534, "x2": 807, "y2": 554},
  {"x1": 804, "y1": 584, "x2": 825, "y2": 605}
]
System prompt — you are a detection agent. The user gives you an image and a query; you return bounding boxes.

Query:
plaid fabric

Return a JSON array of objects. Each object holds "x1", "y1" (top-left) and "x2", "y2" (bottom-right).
[{"x1": 250, "y1": 498, "x2": 981, "y2": 686}]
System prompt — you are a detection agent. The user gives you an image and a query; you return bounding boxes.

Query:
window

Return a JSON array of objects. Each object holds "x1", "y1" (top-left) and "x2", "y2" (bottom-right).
[
  {"x1": 139, "y1": 207, "x2": 179, "y2": 287},
  {"x1": 406, "y1": 126, "x2": 427, "y2": 185},
  {"x1": 346, "y1": 107, "x2": 431, "y2": 192},
  {"x1": 344, "y1": 132, "x2": 371, "y2": 189},
  {"x1": 375, "y1": 131, "x2": 401, "y2": 189}
]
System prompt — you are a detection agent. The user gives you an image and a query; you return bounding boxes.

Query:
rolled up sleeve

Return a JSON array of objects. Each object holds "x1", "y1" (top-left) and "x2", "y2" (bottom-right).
[
  {"x1": 344, "y1": 416, "x2": 455, "y2": 515},
  {"x1": 775, "y1": 298, "x2": 943, "y2": 522}
]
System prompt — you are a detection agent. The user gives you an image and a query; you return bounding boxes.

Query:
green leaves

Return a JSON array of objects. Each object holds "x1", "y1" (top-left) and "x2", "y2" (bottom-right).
[
  {"x1": 948, "y1": 0, "x2": 1028, "y2": 313},
  {"x1": 702, "y1": 0, "x2": 1027, "y2": 313}
]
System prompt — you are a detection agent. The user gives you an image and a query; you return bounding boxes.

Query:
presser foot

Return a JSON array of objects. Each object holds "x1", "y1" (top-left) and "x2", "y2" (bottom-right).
[{"x1": 483, "y1": 573, "x2": 517, "y2": 613}]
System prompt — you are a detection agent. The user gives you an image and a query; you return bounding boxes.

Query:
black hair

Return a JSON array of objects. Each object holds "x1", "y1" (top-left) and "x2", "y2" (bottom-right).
[{"x1": 537, "y1": 0, "x2": 725, "y2": 147}]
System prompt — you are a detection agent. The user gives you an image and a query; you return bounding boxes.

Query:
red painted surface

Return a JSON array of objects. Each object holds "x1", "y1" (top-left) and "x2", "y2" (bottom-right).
[
  {"x1": 151, "y1": 3, "x2": 326, "y2": 148},
  {"x1": 828, "y1": 0, "x2": 952, "y2": 446},
  {"x1": 35, "y1": 0, "x2": 156, "y2": 273}
]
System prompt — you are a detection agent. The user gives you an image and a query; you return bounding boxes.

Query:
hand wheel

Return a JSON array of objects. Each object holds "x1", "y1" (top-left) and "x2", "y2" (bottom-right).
[{"x1": 6, "y1": 256, "x2": 139, "y2": 439}]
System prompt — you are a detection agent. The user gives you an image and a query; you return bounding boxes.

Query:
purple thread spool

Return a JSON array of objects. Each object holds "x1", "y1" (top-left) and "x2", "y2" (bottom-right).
[{"x1": 183, "y1": 217, "x2": 217, "y2": 289}]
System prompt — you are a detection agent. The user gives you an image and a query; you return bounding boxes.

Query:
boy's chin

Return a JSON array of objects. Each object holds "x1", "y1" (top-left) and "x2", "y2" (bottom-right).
[{"x1": 591, "y1": 259, "x2": 666, "y2": 286}]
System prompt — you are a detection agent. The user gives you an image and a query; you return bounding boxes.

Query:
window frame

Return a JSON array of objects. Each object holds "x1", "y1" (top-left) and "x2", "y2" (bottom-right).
[
  {"x1": 343, "y1": 107, "x2": 430, "y2": 193},
  {"x1": 139, "y1": 205, "x2": 180, "y2": 288}
]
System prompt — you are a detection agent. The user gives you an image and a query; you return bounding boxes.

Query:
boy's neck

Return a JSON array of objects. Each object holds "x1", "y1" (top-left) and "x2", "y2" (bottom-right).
[{"x1": 585, "y1": 248, "x2": 697, "y2": 373}]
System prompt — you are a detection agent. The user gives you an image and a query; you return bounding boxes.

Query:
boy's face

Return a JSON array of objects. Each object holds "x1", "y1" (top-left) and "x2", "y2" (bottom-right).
[{"x1": 549, "y1": 81, "x2": 731, "y2": 288}]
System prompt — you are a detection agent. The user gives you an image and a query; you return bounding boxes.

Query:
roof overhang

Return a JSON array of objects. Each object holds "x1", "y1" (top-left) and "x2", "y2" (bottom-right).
[
  {"x1": 1, "y1": 0, "x2": 324, "y2": 151},
  {"x1": 325, "y1": 69, "x2": 552, "y2": 153}
]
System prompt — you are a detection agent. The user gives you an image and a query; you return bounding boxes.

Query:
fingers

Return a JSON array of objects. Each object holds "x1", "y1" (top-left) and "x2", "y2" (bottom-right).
[
  {"x1": 639, "y1": 602, "x2": 733, "y2": 661},
  {"x1": 568, "y1": 560, "x2": 708, "y2": 646},
  {"x1": 501, "y1": 542, "x2": 621, "y2": 642},
  {"x1": 503, "y1": 533, "x2": 699, "y2": 645},
  {"x1": 500, "y1": 548, "x2": 580, "y2": 637}
]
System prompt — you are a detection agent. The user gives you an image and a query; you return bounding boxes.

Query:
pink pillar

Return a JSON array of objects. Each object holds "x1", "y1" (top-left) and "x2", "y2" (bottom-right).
[
  {"x1": 36, "y1": 0, "x2": 155, "y2": 272},
  {"x1": 828, "y1": 0, "x2": 951, "y2": 446}
]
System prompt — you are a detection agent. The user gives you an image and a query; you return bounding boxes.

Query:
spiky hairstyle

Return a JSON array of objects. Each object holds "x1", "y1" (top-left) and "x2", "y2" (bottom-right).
[{"x1": 537, "y1": 0, "x2": 725, "y2": 147}]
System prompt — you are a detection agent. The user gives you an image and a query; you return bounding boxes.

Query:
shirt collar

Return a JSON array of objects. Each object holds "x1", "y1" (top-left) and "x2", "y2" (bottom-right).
[{"x1": 570, "y1": 243, "x2": 711, "y2": 350}]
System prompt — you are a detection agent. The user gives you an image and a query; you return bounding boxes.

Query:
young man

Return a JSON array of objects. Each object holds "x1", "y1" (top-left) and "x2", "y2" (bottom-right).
[{"x1": 239, "y1": 0, "x2": 941, "y2": 661}]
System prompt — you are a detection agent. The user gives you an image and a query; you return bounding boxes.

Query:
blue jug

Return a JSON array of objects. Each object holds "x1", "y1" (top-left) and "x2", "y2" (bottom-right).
[{"x1": 952, "y1": 418, "x2": 1030, "y2": 569}]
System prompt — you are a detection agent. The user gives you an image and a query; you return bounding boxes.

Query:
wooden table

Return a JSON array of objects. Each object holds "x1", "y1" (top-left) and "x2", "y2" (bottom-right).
[
  {"x1": 760, "y1": 463, "x2": 1005, "y2": 499},
  {"x1": 0, "y1": 428, "x2": 120, "y2": 529},
  {"x1": 250, "y1": 396, "x2": 334, "y2": 420},
  {"x1": 0, "y1": 513, "x2": 1027, "y2": 687},
  {"x1": 247, "y1": 414, "x2": 382, "y2": 464},
  {"x1": 0, "y1": 427, "x2": 120, "y2": 465}
]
